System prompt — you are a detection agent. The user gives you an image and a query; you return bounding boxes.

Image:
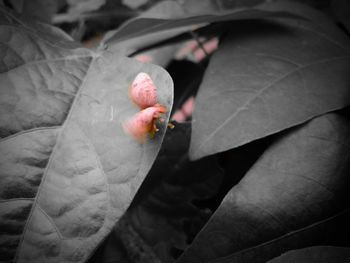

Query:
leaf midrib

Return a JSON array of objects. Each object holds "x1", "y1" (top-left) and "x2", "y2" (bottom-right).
[
  {"x1": 0, "y1": 11, "x2": 76, "y2": 51},
  {"x1": 195, "y1": 55, "x2": 350, "y2": 154},
  {"x1": 208, "y1": 209, "x2": 350, "y2": 263},
  {"x1": 13, "y1": 49, "x2": 99, "y2": 261},
  {"x1": 0, "y1": 55, "x2": 93, "y2": 75}
]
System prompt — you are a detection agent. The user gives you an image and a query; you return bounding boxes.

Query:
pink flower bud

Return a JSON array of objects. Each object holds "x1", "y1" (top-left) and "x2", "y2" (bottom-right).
[
  {"x1": 182, "y1": 96, "x2": 195, "y2": 117},
  {"x1": 171, "y1": 110, "x2": 186, "y2": 122},
  {"x1": 130, "y1": 72, "x2": 158, "y2": 109},
  {"x1": 135, "y1": 55, "x2": 152, "y2": 63},
  {"x1": 123, "y1": 104, "x2": 167, "y2": 143},
  {"x1": 194, "y1": 37, "x2": 219, "y2": 62}
]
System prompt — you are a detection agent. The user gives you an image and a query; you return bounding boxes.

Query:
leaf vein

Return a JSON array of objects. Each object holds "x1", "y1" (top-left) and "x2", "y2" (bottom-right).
[
  {"x1": 14, "y1": 52, "x2": 98, "y2": 261},
  {"x1": 36, "y1": 204, "x2": 63, "y2": 239},
  {"x1": 0, "y1": 198, "x2": 34, "y2": 203},
  {"x1": 209, "y1": 209, "x2": 350, "y2": 262},
  {"x1": 0, "y1": 126, "x2": 60, "y2": 143},
  {"x1": 0, "y1": 16, "x2": 76, "y2": 51},
  {"x1": 196, "y1": 56, "x2": 350, "y2": 153},
  {"x1": 295, "y1": 23, "x2": 350, "y2": 54},
  {"x1": 0, "y1": 55, "x2": 93, "y2": 75}
]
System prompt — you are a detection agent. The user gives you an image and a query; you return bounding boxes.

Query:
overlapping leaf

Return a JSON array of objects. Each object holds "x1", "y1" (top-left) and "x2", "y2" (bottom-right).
[
  {"x1": 4, "y1": 0, "x2": 64, "y2": 22},
  {"x1": 67, "y1": 0, "x2": 106, "y2": 14},
  {"x1": 93, "y1": 122, "x2": 224, "y2": 263},
  {"x1": 0, "y1": 7, "x2": 173, "y2": 263},
  {"x1": 101, "y1": 0, "x2": 304, "y2": 55},
  {"x1": 178, "y1": 113, "x2": 350, "y2": 263},
  {"x1": 127, "y1": 122, "x2": 224, "y2": 263},
  {"x1": 268, "y1": 246, "x2": 350, "y2": 263},
  {"x1": 189, "y1": 10, "x2": 350, "y2": 160},
  {"x1": 121, "y1": 0, "x2": 148, "y2": 10}
]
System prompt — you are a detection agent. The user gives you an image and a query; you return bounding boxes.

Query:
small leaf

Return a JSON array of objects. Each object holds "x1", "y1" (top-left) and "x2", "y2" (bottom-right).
[
  {"x1": 268, "y1": 246, "x2": 350, "y2": 263},
  {"x1": 189, "y1": 12, "x2": 350, "y2": 160},
  {"x1": 178, "y1": 113, "x2": 350, "y2": 263},
  {"x1": 0, "y1": 7, "x2": 173, "y2": 263}
]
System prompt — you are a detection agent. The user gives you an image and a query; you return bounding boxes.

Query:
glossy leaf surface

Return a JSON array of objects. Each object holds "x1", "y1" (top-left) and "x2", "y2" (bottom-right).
[
  {"x1": 0, "y1": 8, "x2": 173, "y2": 263},
  {"x1": 189, "y1": 14, "x2": 350, "y2": 160},
  {"x1": 179, "y1": 113, "x2": 350, "y2": 263},
  {"x1": 102, "y1": 0, "x2": 303, "y2": 55}
]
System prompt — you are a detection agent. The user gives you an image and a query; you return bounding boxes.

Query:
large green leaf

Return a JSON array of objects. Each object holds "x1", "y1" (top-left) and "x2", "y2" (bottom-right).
[
  {"x1": 178, "y1": 113, "x2": 350, "y2": 263},
  {"x1": 189, "y1": 12, "x2": 350, "y2": 160},
  {"x1": 0, "y1": 7, "x2": 173, "y2": 263},
  {"x1": 101, "y1": 0, "x2": 304, "y2": 55}
]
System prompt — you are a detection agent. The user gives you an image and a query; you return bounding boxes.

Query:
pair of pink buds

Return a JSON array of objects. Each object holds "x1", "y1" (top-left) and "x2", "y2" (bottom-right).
[{"x1": 123, "y1": 72, "x2": 171, "y2": 143}]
